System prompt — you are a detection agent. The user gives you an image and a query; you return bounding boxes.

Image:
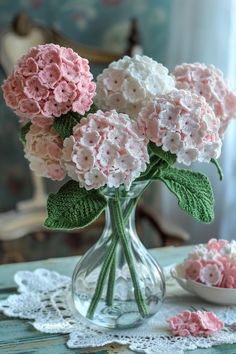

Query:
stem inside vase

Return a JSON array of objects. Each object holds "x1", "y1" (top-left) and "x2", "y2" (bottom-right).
[{"x1": 71, "y1": 182, "x2": 165, "y2": 329}]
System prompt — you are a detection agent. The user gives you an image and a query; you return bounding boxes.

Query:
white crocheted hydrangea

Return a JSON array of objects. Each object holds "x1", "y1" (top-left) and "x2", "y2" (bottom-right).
[
  {"x1": 95, "y1": 55, "x2": 175, "y2": 119},
  {"x1": 63, "y1": 109, "x2": 149, "y2": 190},
  {"x1": 172, "y1": 63, "x2": 236, "y2": 136},
  {"x1": 137, "y1": 89, "x2": 222, "y2": 165}
]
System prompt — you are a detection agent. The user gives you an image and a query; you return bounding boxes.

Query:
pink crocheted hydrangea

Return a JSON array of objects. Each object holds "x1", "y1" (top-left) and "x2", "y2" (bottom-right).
[
  {"x1": 137, "y1": 89, "x2": 222, "y2": 165},
  {"x1": 24, "y1": 123, "x2": 65, "y2": 181},
  {"x1": 172, "y1": 63, "x2": 236, "y2": 136},
  {"x1": 95, "y1": 55, "x2": 175, "y2": 119},
  {"x1": 183, "y1": 238, "x2": 236, "y2": 288},
  {"x1": 2, "y1": 44, "x2": 96, "y2": 127},
  {"x1": 63, "y1": 109, "x2": 149, "y2": 190},
  {"x1": 168, "y1": 310, "x2": 224, "y2": 337}
]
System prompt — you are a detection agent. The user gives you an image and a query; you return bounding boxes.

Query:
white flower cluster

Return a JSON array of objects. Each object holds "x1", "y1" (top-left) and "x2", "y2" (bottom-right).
[
  {"x1": 95, "y1": 55, "x2": 175, "y2": 119},
  {"x1": 63, "y1": 110, "x2": 149, "y2": 190},
  {"x1": 186, "y1": 239, "x2": 236, "y2": 263},
  {"x1": 172, "y1": 63, "x2": 236, "y2": 136},
  {"x1": 137, "y1": 90, "x2": 222, "y2": 165}
]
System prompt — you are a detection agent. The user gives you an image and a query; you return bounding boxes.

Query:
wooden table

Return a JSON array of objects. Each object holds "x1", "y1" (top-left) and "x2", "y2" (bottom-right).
[{"x1": 0, "y1": 245, "x2": 235, "y2": 354}]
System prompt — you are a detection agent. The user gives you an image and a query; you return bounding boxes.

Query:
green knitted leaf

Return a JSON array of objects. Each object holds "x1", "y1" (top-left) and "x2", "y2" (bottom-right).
[
  {"x1": 44, "y1": 181, "x2": 107, "y2": 230},
  {"x1": 211, "y1": 158, "x2": 224, "y2": 181},
  {"x1": 149, "y1": 142, "x2": 176, "y2": 165},
  {"x1": 20, "y1": 121, "x2": 32, "y2": 144},
  {"x1": 88, "y1": 103, "x2": 98, "y2": 114},
  {"x1": 53, "y1": 111, "x2": 82, "y2": 139},
  {"x1": 157, "y1": 167, "x2": 214, "y2": 223},
  {"x1": 53, "y1": 104, "x2": 98, "y2": 140}
]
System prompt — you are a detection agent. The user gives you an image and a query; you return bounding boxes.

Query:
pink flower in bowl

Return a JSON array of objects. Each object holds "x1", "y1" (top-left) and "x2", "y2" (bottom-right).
[
  {"x1": 221, "y1": 265, "x2": 236, "y2": 288},
  {"x1": 172, "y1": 239, "x2": 236, "y2": 304},
  {"x1": 207, "y1": 238, "x2": 227, "y2": 252},
  {"x1": 199, "y1": 263, "x2": 223, "y2": 286},
  {"x1": 185, "y1": 260, "x2": 202, "y2": 281}
]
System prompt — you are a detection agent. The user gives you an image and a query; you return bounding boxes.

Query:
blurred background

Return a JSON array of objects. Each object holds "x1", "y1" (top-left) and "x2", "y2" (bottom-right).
[{"x1": 0, "y1": 0, "x2": 235, "y2": 264}]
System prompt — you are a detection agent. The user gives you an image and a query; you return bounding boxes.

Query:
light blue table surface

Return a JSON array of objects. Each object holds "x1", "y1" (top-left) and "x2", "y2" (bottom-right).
[{"x1": 0, "y1": 245, "x2": 235, "y2": 354}]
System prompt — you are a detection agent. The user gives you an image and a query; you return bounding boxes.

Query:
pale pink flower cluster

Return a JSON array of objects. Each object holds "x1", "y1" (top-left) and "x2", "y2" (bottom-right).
[
  {"x1": 95, "y1": 55, "x2": 175, "y2": 119},
  {"x1": 168, "y1": 310, "x2": 224, "y2": 337},
  {"x1": 63, "y1": 109, "x2": 149, "y2": 190},
  {"x1": 24, "y1": 124, "x2": 65, "y2": 181},
  {"x1": 172, "y1": 63, "x2": 236, "y2": 136},
  {"x1": 183, "y1": 238, "x2": 236, "y2": 288},
  {"x1": 2, "y1": 43, "x2": 96, "y2": 127},
  {"x1": 137, "y1": 89, "x2": 222, "y2": 165}
]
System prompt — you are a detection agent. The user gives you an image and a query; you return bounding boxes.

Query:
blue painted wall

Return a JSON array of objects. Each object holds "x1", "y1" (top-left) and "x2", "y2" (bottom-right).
[{"x1": 0, "y1": 0, "x2": 171, "y2": 211}]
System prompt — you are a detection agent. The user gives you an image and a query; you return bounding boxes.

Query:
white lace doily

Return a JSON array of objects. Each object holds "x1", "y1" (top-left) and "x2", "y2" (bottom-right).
[{"x1": 0, "y1": 267, "x2": 236, "y2": 354}]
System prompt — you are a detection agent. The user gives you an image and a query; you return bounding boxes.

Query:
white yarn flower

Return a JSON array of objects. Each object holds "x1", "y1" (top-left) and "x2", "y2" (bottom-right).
[{"x1": 95, "y1": 55, "x2": 175, "y2": 119}]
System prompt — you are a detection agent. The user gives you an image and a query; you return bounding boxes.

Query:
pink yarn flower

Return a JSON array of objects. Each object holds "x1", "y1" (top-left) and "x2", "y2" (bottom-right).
[
  {"x1": 43, "y1": 96, "x2": 71, "y2": 117},
  {"x1": 39, "y1": 47, "x2": 61, "y2": 68},
  {"x1": 221, "y1": 265, "x2": 236, "y2": 288},
  {"x1": 63, "y1": 109, "x2": 149, "y2": 190},
  {"x1": 54, "y1": 81, "x2": 76, "y2": 103},
  {"x1": 182, "y1": 239, "x2": 236, "y2": 288},
  {"x1": 60, "y1": 47, "x2": 79, "y2": 63},
  {"x1": 172, "y1": 63, "x2": 236, "y2": 136},
  {"x1": 207, "y1": 238, "x2": 227, "y2": 252},
  {"x1": 72, "y1": 94, "x2": 94, "y2": 115},
  {"x1": 3, "y1": 93, "x2": 19, "y2": 109},
  {"x1": 2, "y1": 43, "x2": 96, "y2": 126},
  {"x1": 200, "y1": 263, "x2": 223, "y2": 286},
  {"x1": 137, "y1": 89, "x2": 222, "y2": 165},
  {"x1": 182, "y1": 238, "x2": 236, "y2": 288},
  {"x1": 24, "y1": 123, "x2": 65, "y2": 181},
  {"x1": 24, "y1": 76, "x2": 49, "y2": 101},
  {"x1": 38, "y1": 63, "x2": 61, "y2": 88},
  {"x1": 2, "y1": 75, "x2": 23, "y2": 101},
  {"x1": 19, "y1": 99, "x2": 41, "y2": 115},
  {"x1": 168, "y1": 310, "x2": 224, "y2": 337},
  {"x1": 61, "y1": 61, "x2": 80, "y2": 82},
  {"x1": 185, "y1": 260, "x2": 202, "y2": 281},
  {"x1": 22, "y1": 58, "x2": 39, "y2": 76}
]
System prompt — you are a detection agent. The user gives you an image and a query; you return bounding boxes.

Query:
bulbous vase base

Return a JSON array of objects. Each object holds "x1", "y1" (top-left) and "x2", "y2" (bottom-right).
[{"x1": 73, "y1": 293, "x2": 161, "y2": 329}]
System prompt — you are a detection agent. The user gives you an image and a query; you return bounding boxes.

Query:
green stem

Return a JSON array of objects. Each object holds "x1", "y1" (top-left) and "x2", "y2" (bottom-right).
[
  {"x1": 86, "y1": 235, "x2": 118, "y2": 319},
  {"x1": 86, "y1": 197, "x2": 138, "y2": 319},
  {"x1": 211, "y1": 158, "x2": 224, "y2": 181},
  {"x1": 104, "y1": 199, "x2": 128, "y2": 306},
  {"x1": 109, "y1": 190, "x2": 148, "y2": 317},
  {"x1": 105, "y1": 249, "x2": 117, "y2": 306}
]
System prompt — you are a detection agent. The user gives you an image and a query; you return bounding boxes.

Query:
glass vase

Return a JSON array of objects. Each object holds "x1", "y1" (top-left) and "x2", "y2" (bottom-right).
[{"x1": 71, "y1": 182, "x2": 166, "y2": 329}]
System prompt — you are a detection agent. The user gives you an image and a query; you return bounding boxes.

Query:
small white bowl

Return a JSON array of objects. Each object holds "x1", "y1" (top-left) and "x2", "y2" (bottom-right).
[{"x1": 171, "y1": 264, "x2": 236, "y2": 305}]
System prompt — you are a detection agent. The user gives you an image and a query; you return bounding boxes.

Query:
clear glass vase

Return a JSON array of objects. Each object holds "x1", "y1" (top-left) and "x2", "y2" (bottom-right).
[{"x1": 71, "y1": 182, "x2": 166, "y2": 329}]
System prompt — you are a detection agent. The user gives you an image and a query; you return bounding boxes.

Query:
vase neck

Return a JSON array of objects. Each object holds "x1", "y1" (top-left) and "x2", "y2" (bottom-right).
[
  {"x1": 101, "y1": 182, "x2": 149, "y2": 243},
  {"x1": 105, "y1": 197, "x2": 136, "y2": 230},
  {"x1": 100, "y1": 196, "x2": 138, "y2": 244}
]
